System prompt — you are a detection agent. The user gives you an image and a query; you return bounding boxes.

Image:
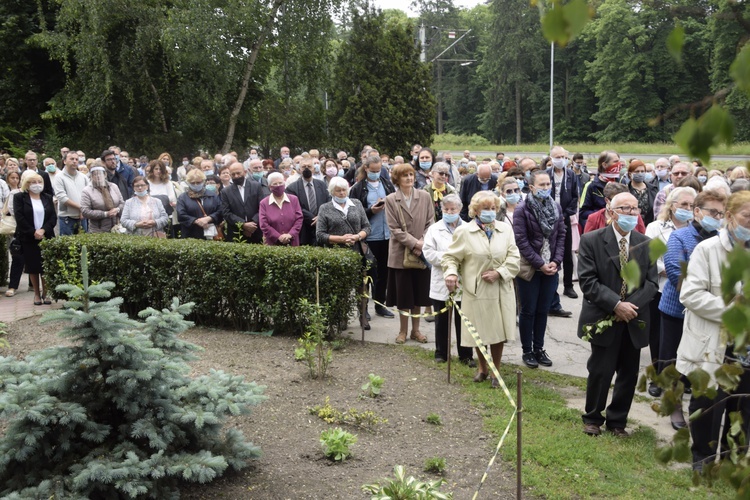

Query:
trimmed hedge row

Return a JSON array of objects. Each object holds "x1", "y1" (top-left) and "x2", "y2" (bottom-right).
[{"x1": 42, "y1": 234, "x2": 363, "y2": 335}]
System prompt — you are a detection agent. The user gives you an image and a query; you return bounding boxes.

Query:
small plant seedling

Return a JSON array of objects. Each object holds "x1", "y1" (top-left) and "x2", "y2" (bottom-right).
[
  {"x1": 320, "y1": 427, "x2": 357, "y2": 462},
  {"x1": 362, "y1": 373, "x2": 385, "y2": 398},
  {"x1": 296, "y1": 299, "x2": 332, "y2": 379},
  {"x1": 424, "y1": 457, "x2": 447, "y2": 474},
  {"x1": 426, "y1": 413, "x2": 442, "y2": 426},
  {"x1": 362, "y1": 465, "x2": 453, "y2": 499},
  {"x1": 294, "y1": 347, "x2": 306, "y2": 361}
]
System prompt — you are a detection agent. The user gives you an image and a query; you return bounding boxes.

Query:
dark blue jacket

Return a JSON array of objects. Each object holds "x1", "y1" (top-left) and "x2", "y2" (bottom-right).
[
  {"x1": 176, "y1": 191, "x2": 223, "y2": 239},
  {"x1": 513, "y1": 199, "x2": 566, "y2": 270},
  {"x1": 546, "y1": 167, "x2": 579, "y2": 218}
]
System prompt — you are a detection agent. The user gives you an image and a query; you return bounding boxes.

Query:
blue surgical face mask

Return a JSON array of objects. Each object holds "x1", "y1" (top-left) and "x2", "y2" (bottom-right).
[
  {"x1": 505, "y1": 193, "x2": 521, "y2": 205},
  {"x1": 442, "y1": 212, "x2": 460, "y2": 224},
  {"x1": 617, "y1": 214, "x2": 638, "y2": 233},
  {"x1": 135, "y1": 190, "x2": 149, "y2": 197},
  {"x1": 631, "y1": 173, "x2": 645, "y2": 183},
  {"x1": 313, "y1": 163, "x2": 321, "y2": 173},
  {"x1": 479, "y1": 210, "x2": 496, "y2": 223},
  {"x1": 205, "y1": 184, "x2": 217, "y2": 193},
  {"x1": 419, "y1": 161, "x2": 432, "y2": 171},
  {"x1": 733, "y1": 223, "x2": 750, "y2": 242},
  {"x1": 524, "y1": 171, "x2": 531, "y2": 180},
  {"x1": 46, "y1": 165, "x2": 57, "y2": 173},
  {"x1": 367, "y1": 171, "x2": 380, "y2": 181},
  {"x1": 534, "y1": 188, "x2": 551, "y2": 199},
  {"x1": 189, "y1": 183, "x2": 204, "y2": 192},
  {"x1": 644, "y1": 172, "x2": 655, "y2": 182},
  {"x1": 698, "y1": 175, "x2": 707, "y2": 184},
  {"x1": 252, "y1": 172, "x2": 263, "y2": 181},
  {"x1": 674, "y1": 208, "x2": 694, "y2": 223},
  {"x1": 700, "y1": 215, "x2": 722, "y2": 232},
  {"x1": 516, "y1": 179, "x2": 525, "y2": 190},
  {"x1": 333, "y1": 195, "x2": 348, "y2": 204},
  {"x1": 337, "y1": 170, "x2": 345, "y2": 177}
]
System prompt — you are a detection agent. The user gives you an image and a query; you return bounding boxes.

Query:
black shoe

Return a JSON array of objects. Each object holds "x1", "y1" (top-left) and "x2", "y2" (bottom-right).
[
  {"x1": 534, "y1": 349, "x2": 553, "y2": 367},
  {"x1": 375, "y1": 306, "x2": 395, "y2": 318},
  {"x1": 647, "y1": 383, "x2": 662, "y2": 398},
  {"x1": 563, "y1": 287, "x2": 578, "y2": 299},
  {"x1": 522, "y1": 352, "x2": 539, "y2": 368},
  {"x1": 460, "y1": 358, "x2": 477, "y2": 368},
  {"x1": 548, "y1": 308, "x2": 572, "y2": 318},
  {"x1": 435, "y1": 357, "x2": 447, "y2": 364}
]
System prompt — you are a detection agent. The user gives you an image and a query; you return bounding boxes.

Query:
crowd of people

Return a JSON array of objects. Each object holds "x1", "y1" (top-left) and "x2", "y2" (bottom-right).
[{"x1": 1, "y1": 143, "x2": 749, "y2": 468}]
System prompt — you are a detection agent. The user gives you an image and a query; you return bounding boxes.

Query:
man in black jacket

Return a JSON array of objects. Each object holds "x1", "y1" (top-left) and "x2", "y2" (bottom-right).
[
  {"x1": 285, "y1": 158, "x2": 331, "y2": 246},
  {"x1": 547, "y1": 146, "x2": 580, "y2": 299},
  {"x1": 458, "y1": 163, "x2": 497, "y2": 221},
  {"x1": 221, "y1": 162, "x2": 263, "y2": 243}
]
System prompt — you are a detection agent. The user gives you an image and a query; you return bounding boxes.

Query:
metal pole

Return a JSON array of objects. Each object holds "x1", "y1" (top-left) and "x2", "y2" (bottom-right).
[
  {"x1": 517, "y1": 370, "x2": 523, "y2": 499},
  {"x1": 549, "y1": 42, "x2": 554, "y2": 150},
  {"x1": 437, "y1": 61, "x2": 443, "y2": 135},
  {"x1": 361, "y1": 271, "x2": 366, "y2": 343},
  {"x1": 446, "y1": 302, "x2": 453, "y2": 383}
]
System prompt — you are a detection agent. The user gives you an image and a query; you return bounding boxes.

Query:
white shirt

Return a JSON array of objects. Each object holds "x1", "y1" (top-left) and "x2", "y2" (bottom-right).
[
  {"x1": 612, "y1": 223, "x2": 631, "y2": 255},
  {"x1": 553, "y1": 170, "x2": 564, "y2": 204},
  {"x1": 269, "y1": 193, "x2": 290, "y2": 208},
  {"x1": 31, "y1": 197, "x2": 44, "y2": 230},
  {"x1": 332, "y1": 197, "x2": 355, "y2": 217}
]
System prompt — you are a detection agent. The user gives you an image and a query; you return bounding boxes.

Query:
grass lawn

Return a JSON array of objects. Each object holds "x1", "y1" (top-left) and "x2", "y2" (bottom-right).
[
  {"x1": 408, "y1": 348, "x2": 732, "y2": 499},
  {"x1": 432, "y1": 135, "x2": 750, "y2": 157}
]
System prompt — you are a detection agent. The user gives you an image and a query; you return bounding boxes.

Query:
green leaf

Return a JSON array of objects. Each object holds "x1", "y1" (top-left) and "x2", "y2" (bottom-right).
[
  {"x1": 730, "y1": 44, "x2": 750, "y2": 95},
  {"x1": 723, "y1": 306, "x2": 747, "y2": 336},
  {"x1": 674, "y1": 105, "x2": 735, "y2": 165},
  {"x1": 648, "y1": 238, "x2": 667, "y2": 265},
  {"x1": 715, "y1": 362, "x2": 744, "y2": 393},
  {"x1": 687, "y1": 368, "x2": 711, "y2": 399},
  {"x1": 621, "y1": 260, "x2": 641, "y2": 294},
  {"x1": 540, "y1": 0, "x2": 593, "y2": 48},
  {"x1": 655, "y1": 445, "x2": 673, "y2": 464},
  {"x1": 666, "y1": 24, "x2": 685, "y2": 64}
]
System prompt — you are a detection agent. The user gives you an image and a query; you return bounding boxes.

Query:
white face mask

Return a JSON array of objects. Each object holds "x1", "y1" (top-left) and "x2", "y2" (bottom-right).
[{"x1": 29, "y1": 184, "x2": 44, "y2": 194}]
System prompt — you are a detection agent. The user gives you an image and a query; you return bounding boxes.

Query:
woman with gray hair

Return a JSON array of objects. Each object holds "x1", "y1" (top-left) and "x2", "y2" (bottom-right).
[
  {"x1": 423, "y1": 193, "x2": 474, "y2": 365},
  {"x1": 259, "y1": 171, "x2": 303, "y2": 245},
  {"x1": 80, "y1": 166, "x2": 125, "y2": 233},
  {"x1": 317, "y1": 176, "x2": 372, "y2": 328}
]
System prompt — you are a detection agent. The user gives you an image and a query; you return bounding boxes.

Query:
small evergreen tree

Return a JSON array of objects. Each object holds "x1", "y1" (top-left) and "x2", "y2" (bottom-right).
[{"x1": 0, "y1": 247, "x2": 266, "y2": 498}]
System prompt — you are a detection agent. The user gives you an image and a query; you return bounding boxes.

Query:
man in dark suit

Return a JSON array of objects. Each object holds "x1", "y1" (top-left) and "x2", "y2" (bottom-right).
[
  {"x1": 577, "y1": 192, "x2": 658, "y2": 437},
  {"x1": 547, "y1": 146, "x2": 580, "y2": 299},
  {"x1": 458, "y1": 163, "x2": 497, "y2": 221},
  {"x1": 285, "y1": 158, "x2": 330, "y2": 246},
  {"x1": 23, "y1": 151, "x2": 54, "y2": 197},
  {"x1": 220, "y1": 162, "x2": 264, "y2": 243},
  {"x1": 248, "y1": 159, "x2": 271, "y2": 198}
]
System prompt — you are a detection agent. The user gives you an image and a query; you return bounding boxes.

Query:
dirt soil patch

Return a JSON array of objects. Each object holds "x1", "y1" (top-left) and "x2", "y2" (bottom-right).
[{"x1": 3, "y1": 317, "x2": 518, "y2": 499}]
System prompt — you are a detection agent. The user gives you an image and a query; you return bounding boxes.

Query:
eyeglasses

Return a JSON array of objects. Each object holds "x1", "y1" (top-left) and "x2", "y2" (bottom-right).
[
  {"x1": 504, "y1": 188, "x2": 520, "y2": 194},
  {"x1": 672, "y1": 171, "x2": 690, "y2": 177},
  {"x1": 672, "y1": 202, "x2": 694, "y2": 209},
  {"x1": 700, "y1": 207, "x2": 725, "y2": 218},
  {"x1": 434, "y1": 171, "x2": 449, "y2": 176},
  {"x1": 612, "y1": 206, "x2": 641, "y2": 215}
]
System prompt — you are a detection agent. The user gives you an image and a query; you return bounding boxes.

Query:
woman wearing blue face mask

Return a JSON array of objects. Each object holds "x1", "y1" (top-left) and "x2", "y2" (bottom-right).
[
  {"x1": 443, "y1": 191, "x2": 519, "y2": 386},
  {"x1": 412, "y1": 147, "x2": 435, "y2": 190},
  {"x1": 496, "y1": 177, "x2": 523, "y2": 225},
  {"x1": 676, "y1": 190, "x2": 750, "y2": 471},
  {"x1": 350, "y1": 156, "x2": 396, "y2": 319},
  {"x1": 121, "y1": 176, "x2": 169, "y2": 237},
  {"x1": 654, "y1": 189, "x2": 727, "y2": 429},
  {"x1": 513, "y1": 170, "x2": 566, "y2": 369},
  {"x1": 176, "y1": 169, "x2": 223, "y2": 239}
]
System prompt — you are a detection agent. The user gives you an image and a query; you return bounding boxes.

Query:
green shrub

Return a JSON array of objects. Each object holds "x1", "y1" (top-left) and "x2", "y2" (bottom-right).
[
  {"x1": 362, "y1": 465, "x2": 453, "y2": 499},
  {"x1": 432, "y1": 133, "x2": 491, "y2": 148},
  {"x1": 361, "y1": 373, "x2": 385, "y2": 398},
  {"x1": 41, "y1": 234, "x2": 362, "y2": 335},
  {"x1": 425, "y1": 413, "x2": 442, "y2": 426},
  {"x1": 320, "y1": 427, "x2": 357, "y2": 461},
  {"x1": 424, "y1": 457, "x2": 447, "y2": 474},
  {"x1": 0, "y1": 234, "x2": 8, "y2": 287}
]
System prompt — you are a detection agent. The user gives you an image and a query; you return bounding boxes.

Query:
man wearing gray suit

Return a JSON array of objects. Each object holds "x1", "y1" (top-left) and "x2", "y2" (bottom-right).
[{"x1": 577, "y1": 193, "x2": 658, "y2": 437}]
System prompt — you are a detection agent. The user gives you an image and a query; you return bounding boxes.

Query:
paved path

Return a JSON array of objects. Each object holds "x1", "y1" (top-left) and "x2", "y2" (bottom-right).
[{"x1": 0, "y1": 281, "x2": 62, "y2": 324}]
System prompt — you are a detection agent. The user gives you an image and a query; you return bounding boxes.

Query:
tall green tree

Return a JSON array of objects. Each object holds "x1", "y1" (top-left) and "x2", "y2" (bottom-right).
[{"x1": 329, "y1": 5, "x2": 435, "y2": 156}]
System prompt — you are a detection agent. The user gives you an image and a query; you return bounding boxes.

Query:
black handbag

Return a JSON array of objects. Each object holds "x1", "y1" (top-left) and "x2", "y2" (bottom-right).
[
  {"x1": 343, "y1": 215, "x2": 376, "y2": 267},
  {"x1": 9, "y1": 237, "x2": 22, "y2": 256}
]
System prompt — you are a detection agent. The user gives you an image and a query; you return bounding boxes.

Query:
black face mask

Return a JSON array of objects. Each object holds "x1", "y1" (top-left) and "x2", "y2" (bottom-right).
[
  {"x1": 232, "y1": 177, "x2": 245, "y2": 186},
  {"x1": 302, "y1": 168, "x2": 312, "y2": 180}
]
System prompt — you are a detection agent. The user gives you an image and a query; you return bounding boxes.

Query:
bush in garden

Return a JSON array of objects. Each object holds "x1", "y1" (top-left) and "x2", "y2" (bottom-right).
[
  {"x1": 42, "y1": 234, "x2": 362, "y2": 335},
  {"x1": 0, "y1": 247, "x2": 267, "y2": 498}
]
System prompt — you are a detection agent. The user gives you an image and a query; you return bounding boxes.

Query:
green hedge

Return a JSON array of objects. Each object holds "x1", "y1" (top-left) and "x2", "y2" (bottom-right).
[
  {"x1": 0, "y1": 234, "x2": 8, "y2": 287},
  {"x1": 42, "y1": 234, "x2": 363, "y2": 335}
]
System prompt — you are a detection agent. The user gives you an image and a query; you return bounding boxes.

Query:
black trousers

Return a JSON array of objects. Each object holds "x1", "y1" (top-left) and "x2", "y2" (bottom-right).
[
  {"x1": 368, "y1": 239, "x2": 389, "y2": 305},
  {"x1": 582, "y1": 328, "x2": 641, "y2": 429},
  {"x1": 562, "y1": 216, "x2": 574, "y2": 289},
  {"x1": 648, "y1": 292, "x2": 662, "y2": 370},
  {"x1": 689, "y1": 354, "x2": 750, "y2": 467},
  {"x1": 658, "y1": 310, "x2": 684, "y2": 374},
  {"x1": 8, "y1": 253, "x2": 25, "y2": 289},
  {"x1": 432, "y1": 299, "x2": 473, "y2": 361}
]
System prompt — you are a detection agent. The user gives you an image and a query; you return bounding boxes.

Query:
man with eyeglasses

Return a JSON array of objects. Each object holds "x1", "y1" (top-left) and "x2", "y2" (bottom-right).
[
  {"x1": 653, "y1": 162, "x2": 692, "y2": 216},
  {"x1": 577, "y1": 193, "x2": 658, "y2": 437}
]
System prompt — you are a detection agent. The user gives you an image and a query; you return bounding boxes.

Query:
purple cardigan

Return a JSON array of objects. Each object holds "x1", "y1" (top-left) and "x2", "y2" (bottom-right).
[
  {"x1": 259, "y1": 193, "x2": 303, "y2": 246},
  {"x1": 512, "y1": 199, "x2": 566, "y2": 270}
]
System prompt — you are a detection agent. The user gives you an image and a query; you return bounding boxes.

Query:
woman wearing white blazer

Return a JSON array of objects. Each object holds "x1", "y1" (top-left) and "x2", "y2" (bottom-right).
[{"x1": 677, "y1": 190, "x2": 750, "y2": 470}]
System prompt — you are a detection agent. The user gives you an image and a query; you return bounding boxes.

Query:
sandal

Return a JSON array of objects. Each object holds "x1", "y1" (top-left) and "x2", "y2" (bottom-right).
[
  {"x1": 43, "y1": 297, "x2": 52, "y2": 305},
  {"x1": 395, "y1": 331, "x2": 407, "y2": 344},
  {"x1": 410, "y1": 330, "x2": 427, "y2": 343},
  {"x1": 5, "y1": 289, "x2": 15, "y2": 297}
]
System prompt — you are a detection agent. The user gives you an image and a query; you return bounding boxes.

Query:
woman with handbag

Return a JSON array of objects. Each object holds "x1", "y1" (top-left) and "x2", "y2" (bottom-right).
[
  {"x1": 121, "y1": 176, "x2": 169, "y2": 237},
  {"x1": 316, "y1": 176, "x2": 372, "y2": 329},
  {"x1": 384, "y1": 163, "x2": 435, "y2": 344},
  {"x1": 80, "y1": 167, "x2": 125, "y2": 233},
  {"x1": 176, "y1": 169, "x2": 223, "y2": 240},
  {"x1": 513, "y1": 169, "x2": 566, "y2": 369},
  {"x1": 13, "y1": 173, "x2": 56, "y2": 305},
  {"x1": 443, "y1": 191, "x2": 520, "y2": 386},
  {"x1": 3, "y1": 171, "x2": 22, "y2": 296}
]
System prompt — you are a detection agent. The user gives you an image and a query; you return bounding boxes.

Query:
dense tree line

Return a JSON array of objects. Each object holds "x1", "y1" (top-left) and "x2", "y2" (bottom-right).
[{"x1": 1, "y1": 0, "x2": 748, "y2": 157}]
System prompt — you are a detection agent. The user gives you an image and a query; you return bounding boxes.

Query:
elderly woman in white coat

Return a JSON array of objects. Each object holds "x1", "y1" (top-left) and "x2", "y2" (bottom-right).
[
  {"x1": 423, "y1": 193, "x2": 475, "y2": 366},
  {"x1": 677, "y1": 191, "x2": 750, "y2": 470},
  {"x1": 443, "y1": 191, "x2": 520, "y2": 388}
]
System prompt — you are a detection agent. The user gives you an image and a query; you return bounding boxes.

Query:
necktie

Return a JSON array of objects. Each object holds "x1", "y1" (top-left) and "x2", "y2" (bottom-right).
[
  {"x1": 307, "y1": 182, "x2": 317, "y2": 214},
  {"x1": 619, "y1": 237, "x2": 628, "y2": 299}
]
